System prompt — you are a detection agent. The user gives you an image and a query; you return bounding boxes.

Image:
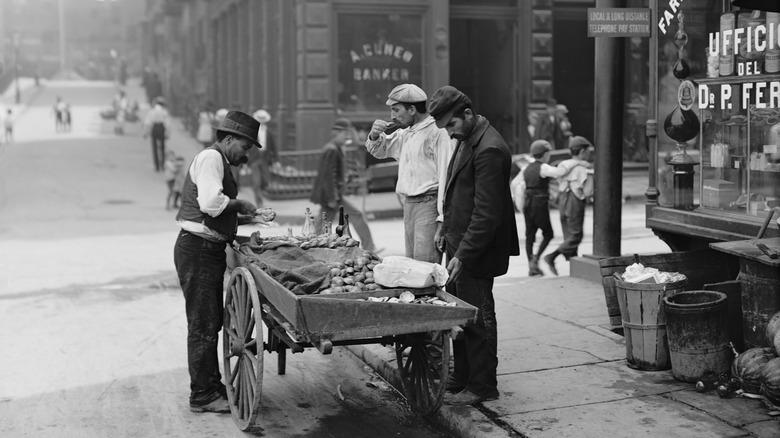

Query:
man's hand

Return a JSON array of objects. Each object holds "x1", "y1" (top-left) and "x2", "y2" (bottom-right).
[
  {"x1": 447, "y1": 257, "x2": 463, "y2": 283},
  {"x1": 368, "y1": 119, "x2": 389, "y2": 141},
  {"x1": 434, "y1": 222, "x2": 444, "y2": 253},
  {"x1": 230, "y1": 199, "x2": 257, "y2": 215}
]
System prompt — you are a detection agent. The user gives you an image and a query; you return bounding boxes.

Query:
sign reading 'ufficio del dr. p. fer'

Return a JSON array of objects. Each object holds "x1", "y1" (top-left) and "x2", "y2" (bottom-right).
[{"x1": 587, "y1": 8, "x2": 651, "y2": 38}]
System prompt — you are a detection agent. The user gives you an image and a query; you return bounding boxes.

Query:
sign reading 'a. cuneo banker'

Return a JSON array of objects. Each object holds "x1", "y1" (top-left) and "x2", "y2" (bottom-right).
[{"x1": 588, "y1": 8, "x2": 651, "y2": 38}]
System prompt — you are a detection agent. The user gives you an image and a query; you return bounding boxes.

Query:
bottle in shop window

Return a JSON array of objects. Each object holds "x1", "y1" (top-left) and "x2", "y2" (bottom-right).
[
  {"x1": 720, "y1": 10, "x2": 737, "y2": 76},
  {"x1": 765, "y1": 12, "x2": 780, "y2": 73}
]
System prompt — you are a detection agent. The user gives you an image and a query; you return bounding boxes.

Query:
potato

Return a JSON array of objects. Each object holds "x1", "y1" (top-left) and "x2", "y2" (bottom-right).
[
  {"x1": 345, "y1": 267, "x2": 355, "y2": 275},
  {"x1": 344, "y1": 259, "x2": 354, "y2": 267},
  {"x1": 343, "y1": 277, "x2": 355, "y2": 285},
  {"x1": 330, "y1": 286, "x2": 345, "y2": 294},
  {"x1": 331, "y1": 276, "x2": 345, "y2": 287},
  {"x1": 329, "y1": 268, "x2": 342, "y2": 277},
  {"x1": 354, "y1": 273, "x2": 365, "y2": 283}
]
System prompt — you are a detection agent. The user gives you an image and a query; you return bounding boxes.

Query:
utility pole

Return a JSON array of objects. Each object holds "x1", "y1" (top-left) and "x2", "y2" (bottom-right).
[
  {"x1": 59, "y1": 0, "x2": 66, "y2": 73},
  {"x1": 13, "y1": 31, "x2": 20, "y2": 104}
]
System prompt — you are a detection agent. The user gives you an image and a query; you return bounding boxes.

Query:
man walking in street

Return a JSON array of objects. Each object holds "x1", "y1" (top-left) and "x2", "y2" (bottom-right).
[
  {"x1": 365, "y1": 84, "x2": 454, "y2": 264},
  {"x1": 430, "y1": 86, "x2": 520, "y2": 406},
  {"x1": 310, "y1": 118, "x2": 379, "y2": 253},
  {"x1": 144, "y1": 97, "x2": 171, "y2": 172},
  {"x1": 173, "y1": 111, "x2": 263, "y2": 413}
]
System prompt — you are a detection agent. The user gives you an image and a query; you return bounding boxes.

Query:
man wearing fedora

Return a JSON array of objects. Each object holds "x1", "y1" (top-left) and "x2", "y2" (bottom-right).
[
  {"x1": 144, "y1": 96, "x2": 171, "y2": 172},
  {"x1": 429, "y1": 85, "x2": 520, "y2": 406},
  {"x1": 365, "y1": 84, "x2": 454, "y2": 264},
  {"x1": 173, "y1": 110, "x2": 263, "y2": 413}
]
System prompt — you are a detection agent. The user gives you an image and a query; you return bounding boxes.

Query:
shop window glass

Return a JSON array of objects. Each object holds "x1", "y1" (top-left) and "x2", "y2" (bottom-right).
[
  {"x1": 659, "y1": 1, "x2": 780, "y2": 214},
  {"x1": 337, "y1": 13, "x2": 423, "y2": 113}
]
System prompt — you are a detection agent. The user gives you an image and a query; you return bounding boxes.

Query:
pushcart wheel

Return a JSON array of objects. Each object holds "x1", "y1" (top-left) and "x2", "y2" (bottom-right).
[
  {"x1": 394, "y1": 331, "x2": 450, "y2": 416},
  {"x1": 223, "y1": 267, "x2": 264, "y2": 431}
]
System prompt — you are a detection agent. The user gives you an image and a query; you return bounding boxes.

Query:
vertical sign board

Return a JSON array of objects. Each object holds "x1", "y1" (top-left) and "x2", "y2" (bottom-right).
[{"x1": 588, "y1": 8, "x2": 651, "y2": 38}]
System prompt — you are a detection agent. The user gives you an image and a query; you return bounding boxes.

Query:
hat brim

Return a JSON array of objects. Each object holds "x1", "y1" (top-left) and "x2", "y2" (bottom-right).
[
  {"x1": 215, "y1": 127, "x2": 262, "y2": 148},
  {"x1": 434, "y1": 111, "x2": 455, "y2": 129}
]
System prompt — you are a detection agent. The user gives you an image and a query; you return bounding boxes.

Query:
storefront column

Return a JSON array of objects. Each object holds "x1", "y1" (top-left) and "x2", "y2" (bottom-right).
[{"x1": 592, "y1": 0, "x2": 626, "y2": 257}]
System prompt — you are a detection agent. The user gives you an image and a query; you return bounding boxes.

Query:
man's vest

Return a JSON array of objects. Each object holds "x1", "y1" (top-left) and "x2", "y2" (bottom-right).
[
  {"x1": 176, "y1": 146, "x2": 238, "y2": 240},
  {"x1": 523, "y1": 161, "x2": 549, "y2": 198}
]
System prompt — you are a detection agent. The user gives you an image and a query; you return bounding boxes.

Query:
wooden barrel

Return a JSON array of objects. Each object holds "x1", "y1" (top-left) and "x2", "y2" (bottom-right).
[
  {"x1": 616, "y1": 278, "x2": 688, "y2": 371},
  {"x1": 664, "y1": 291, "x2": 731, "y2": 382},
  {"x1": 739, "y1": 259, "x2": 780, "y2": 350}
]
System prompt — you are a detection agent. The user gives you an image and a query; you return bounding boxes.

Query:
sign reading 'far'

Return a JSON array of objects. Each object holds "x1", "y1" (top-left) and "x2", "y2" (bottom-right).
[{"x1": 587, "y1": 8, "x2": 651, "y2": 38}]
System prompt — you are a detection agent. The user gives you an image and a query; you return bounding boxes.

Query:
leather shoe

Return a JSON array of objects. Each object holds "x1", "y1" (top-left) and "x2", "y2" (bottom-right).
[
  {"x1": 190, "y1": 396, "x2": 231, "y2": 413},
  {"x1": 543, "y1": 253, "x2": 559, "y2": 276},
  {"x1": 445, "y1": 378, "x2": 466, "y2": 393},
  {"x1": 444, "y1": 389, "x2": 497, "y2": 406}
]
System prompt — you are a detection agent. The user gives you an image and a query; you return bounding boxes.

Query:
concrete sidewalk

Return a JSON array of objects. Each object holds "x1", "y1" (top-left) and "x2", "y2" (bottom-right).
[{"x1": 349, "y1": 275, "x2": 779, "y2": 438}]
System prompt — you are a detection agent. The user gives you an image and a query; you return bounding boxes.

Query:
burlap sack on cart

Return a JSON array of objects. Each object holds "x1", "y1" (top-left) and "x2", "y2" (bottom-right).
[
  {"x1": 239, "y1": 243, "x2": 331, "y2": 295},
  {"x1": 373, "y1": 256, "x2": 449, "y2": 289}
]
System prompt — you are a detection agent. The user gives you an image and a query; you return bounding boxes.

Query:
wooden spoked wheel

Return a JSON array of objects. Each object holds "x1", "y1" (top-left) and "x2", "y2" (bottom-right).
[
  {"x1": 223, "y1": 267, "x2": 264, "y2": 431},
  {"x1": 394, "y1": 331, "x2": 450, "y2": 416}
]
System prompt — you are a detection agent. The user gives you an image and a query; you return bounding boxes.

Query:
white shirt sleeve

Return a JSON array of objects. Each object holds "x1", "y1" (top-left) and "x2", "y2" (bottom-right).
[
  {"x1": 436, "y1": 136, "x2": 456, "y2": 222},
  {"x1": 540, "y1": 162, "x2": 570, "y2": 179},
  {"x1": 365, "y1": 131, "x2": 402, "y2": 160},
  {"x1": 190, "y1": 150, "x2": 230, "y2": 217}
]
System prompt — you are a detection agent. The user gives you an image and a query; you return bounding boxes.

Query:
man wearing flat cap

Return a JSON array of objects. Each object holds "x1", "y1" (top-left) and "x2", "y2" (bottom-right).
[
  {"x1": 174, "y1": 110, "x2": 267, "y2": 414},
  {"x1": 365, "y1": 83, "x2": 455, "y2": 264},
  {"x1": 429, "y1": 85, "x2": 520, "y2": 406}
]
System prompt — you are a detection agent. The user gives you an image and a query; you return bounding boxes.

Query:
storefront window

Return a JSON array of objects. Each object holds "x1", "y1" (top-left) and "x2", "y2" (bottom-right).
[
  {"x1": 336, "y1": 13, "x2": 423, "y2": 113},
  {"x1": 658, "y1": 1, "x2": 780, "y2": 214}
]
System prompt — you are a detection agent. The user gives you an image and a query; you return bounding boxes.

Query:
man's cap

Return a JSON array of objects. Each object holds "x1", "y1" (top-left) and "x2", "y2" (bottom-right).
[
  {"x1": 253, "y1": 109, "x2": 271, "y2": 123},
  {"x1": 332, "y1": 118, "x2": 353, "y2": 131},
  {"x1": 385, "y1": 84, "x2": 427, "y2": 106},
  {"x1": 569, "y1": 135, "x2": 593, "y2": 151},
  {"x1": 215, "y1": 110, "x2": 262, "y2": 148},
  {"x1": 429, "y1": 85, "x2": 466, "y2": 129},
  {"x1": 530, "y1": 140, "x2": 552, "y2": 156}
]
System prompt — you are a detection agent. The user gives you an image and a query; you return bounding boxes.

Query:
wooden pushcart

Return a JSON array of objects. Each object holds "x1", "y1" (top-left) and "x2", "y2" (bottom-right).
[{"x1": 222, "y1": 245, "x2": 477, "y2": 431}]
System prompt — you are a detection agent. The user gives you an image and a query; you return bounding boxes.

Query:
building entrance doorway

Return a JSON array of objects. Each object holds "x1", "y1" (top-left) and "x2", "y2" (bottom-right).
[{"x1": 449, "y1": 17, "x2": 520, "y2": 152}]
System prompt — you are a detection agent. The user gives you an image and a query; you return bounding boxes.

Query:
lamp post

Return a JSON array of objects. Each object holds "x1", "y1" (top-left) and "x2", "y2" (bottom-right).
[{"x1": 13, "y1": 31, "x2": 20, "y2": 104}]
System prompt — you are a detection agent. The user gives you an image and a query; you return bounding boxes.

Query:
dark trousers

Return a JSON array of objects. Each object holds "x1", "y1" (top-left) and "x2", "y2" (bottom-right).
[
  {"x1": 522, "y1": 195, "x2": 554, "y2": 260},
  {"x1": 445, "y1": 259, "x2": 498, "y2": 399},
  {"x1": 173, "y1": 230, "x2": 228, "y2": 406},
  {"x1": 151, "y1": 123, "x2": 166, "y2": 171},
  {"x1": 556, "y1": 191, "x2": 586, "y2": 258}
]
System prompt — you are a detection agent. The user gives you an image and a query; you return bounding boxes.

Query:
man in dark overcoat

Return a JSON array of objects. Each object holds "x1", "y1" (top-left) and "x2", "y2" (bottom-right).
[{"x1": 430, "y1": 86, "x2": 520, "y2": 406}]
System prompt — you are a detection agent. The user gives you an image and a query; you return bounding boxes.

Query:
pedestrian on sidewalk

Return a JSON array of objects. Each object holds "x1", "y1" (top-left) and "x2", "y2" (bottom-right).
[
  {"x1": 163, "y1": 151, "x2": 179, "y2": 210},
  {"x1": 532, "y1": 98, "x2": 570, "y2": 150},
  {"x1": 111, "y1": 90, "x2": 129, "y2": 135},
  {"x1": 543, "y1": 135, "x2": 595, "y2": 276},
  {"x1": 53, "y1": 96, "x2": 67, "y2": 133},
  {"x1": 512, "y1": 139, "x2": 574, "y2": 277},
  {"x1": 173, "y1": 110, "x2": 263, "y2": 414},
  {"x1": 144, "y1": 97, "x2": 171, "y2": 172},
  {"x1": 365, "y1": 83, "x2": 454, "y2": 264},
  {"x1": 3, "y1": 109, "x2": 13, "y2": 144},
  {"x1": 247, "y1": 109, "x2": 279, "y2": 207},
  {"x1": 310, "y1": 118, "x2": 380, "y2": 253},
  {"x1": 430, "y1": 86, "x2": 520, "y2": 406},
  {"x1": 196, "y1": 102, "x2": 216, "y2": 148}
]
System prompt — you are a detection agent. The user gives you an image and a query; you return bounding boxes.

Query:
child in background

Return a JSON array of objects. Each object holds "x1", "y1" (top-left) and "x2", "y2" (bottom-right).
[
  {"x1": 4, "y1": 109, "x2": 13, "y2": 144},
  {"x1": 163, "y1": 151, "x2": 178, "y2": 210},
  {"x1": 543, "y1": 136, "x2": 595, "y2": 275},
  {"x1": 171, "y1": 155, "x2": 186, "y2": 208}
]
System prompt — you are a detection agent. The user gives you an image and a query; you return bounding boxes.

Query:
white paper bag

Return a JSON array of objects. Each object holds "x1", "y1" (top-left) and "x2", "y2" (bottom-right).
[{"x1": 373, "y1": 256, "x2": 449, "y2": 288}]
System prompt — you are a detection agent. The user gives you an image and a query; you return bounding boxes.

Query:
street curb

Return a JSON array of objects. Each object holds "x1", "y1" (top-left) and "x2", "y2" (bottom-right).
[{"x1": 345, "y1": 344, "x2": 515, "y2": 438}]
